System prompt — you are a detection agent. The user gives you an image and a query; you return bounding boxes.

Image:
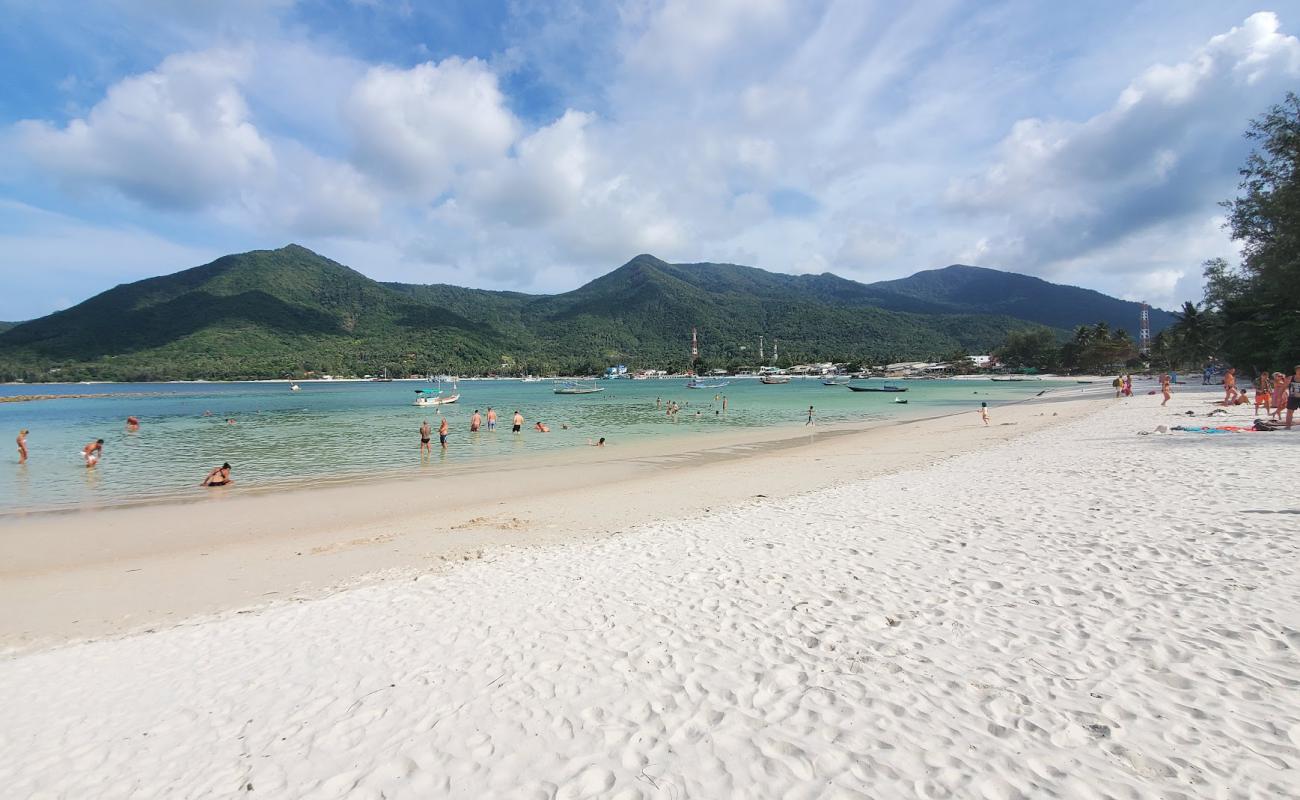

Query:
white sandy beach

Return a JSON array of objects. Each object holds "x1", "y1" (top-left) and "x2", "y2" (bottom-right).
[{"x1": 2, "y1": 386, "x2": 1298, "y2": 799}]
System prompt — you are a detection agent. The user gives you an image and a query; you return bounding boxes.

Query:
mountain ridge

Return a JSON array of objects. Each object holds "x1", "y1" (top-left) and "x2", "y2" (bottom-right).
[{"x1": 0, "y1": 245, "x2": 1171, "y2": 381}]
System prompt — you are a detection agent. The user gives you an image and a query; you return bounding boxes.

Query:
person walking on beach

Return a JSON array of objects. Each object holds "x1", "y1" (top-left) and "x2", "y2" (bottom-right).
[
  {"x1": 16, "y1": 429, "x2": 28, "y2": 463},
  {"x1": 1161, "y1": 374, "x2": 1172, "y2": 407},
  {"x1": 486, "y1": 407, "x2": 497, "y2": 431},
  {"x1": 1122, "y1": 374, "x2": 1133, "y2": 397},
  {"x1": 979, "y1": 402, "x2": 989, "y2": 426},
  {"x1": 201, "y1": 462, "x2": 233, "y2": 487},
  {"x1": 1254, "y1": 372, "x2": 1272, "y2": 416},
  {"x1": 419, "y1": 420, "x2": 432, "y2": 455},
  {"x1": 470, "y1": 409, "x2": 482, "y2": 432},
  {"x1": 439, "y1": 416, "x2": 449, "y2": 449},
  {"x1": 1223, "y1": 367, "x2": 1238, "y2": 403},
  {"x1": 1285, "y1": 366, "x2": 1300, "y2": 430},
  {"x1": 1271, "y1": 372, "x2": 1288, "y2": 420},
  {"x1": 82, "y1": 438, "x2": 104, "y2": 468},
  {"x1": 806, "y1": 405, "x2": 815, "y2": 425},
  {"x1": 1112, "y1": 376, "x2": 1123, "y2": 397},
  {"x1": 512, "y1": 410, "x2": 524, "y2": 433}
]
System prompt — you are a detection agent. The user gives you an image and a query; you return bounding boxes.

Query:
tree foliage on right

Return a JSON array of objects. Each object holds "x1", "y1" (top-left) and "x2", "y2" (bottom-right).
[{"x1": 1211, "y1": 91, "x2": 1300, "y2": 369}]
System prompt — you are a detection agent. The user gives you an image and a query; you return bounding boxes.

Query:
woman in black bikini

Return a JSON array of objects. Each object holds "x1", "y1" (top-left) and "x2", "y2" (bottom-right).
[{"x1": 202, "y1": 462, "x2": 233, "y2": 487}]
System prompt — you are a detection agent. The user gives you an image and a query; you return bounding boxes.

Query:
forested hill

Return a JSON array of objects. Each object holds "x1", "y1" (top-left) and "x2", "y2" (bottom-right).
[
  {"x1": 861, "y1": 265, "x2": 1175, "y2": 333},
  {"x1": 0, "y1": 246, "x2": 1170, "y2": 381}
]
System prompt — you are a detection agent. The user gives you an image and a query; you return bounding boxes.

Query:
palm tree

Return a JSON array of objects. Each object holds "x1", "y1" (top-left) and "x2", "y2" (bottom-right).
[{"x1": 1170, "y1": 302, "x2": 1211, "y2": 364}]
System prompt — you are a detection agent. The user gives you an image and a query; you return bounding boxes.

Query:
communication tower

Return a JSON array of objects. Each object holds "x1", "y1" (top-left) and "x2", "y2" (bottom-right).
[{"x1": 1139, "y1": 302, "x2": 1151, "y2": 356}]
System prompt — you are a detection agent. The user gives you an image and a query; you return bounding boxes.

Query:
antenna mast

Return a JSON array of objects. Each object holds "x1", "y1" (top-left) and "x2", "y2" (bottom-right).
[{"x1": 1139, "y1": 302, "x2": 1151, "y2": 356}]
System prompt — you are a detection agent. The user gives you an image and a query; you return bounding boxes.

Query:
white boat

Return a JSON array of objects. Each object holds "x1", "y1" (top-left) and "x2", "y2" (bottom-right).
[
  {"x1": 686, "y1": 377, "x2": 730, "y2": 389},
  {"x1": 554, "y1": 380, "x2": 604, "y2": 395},
  {"x1": 413, "y1": 381, "x2": 460, "y2": 406},
  {"x1": 521, "y1": 375, "x2": 543, "y2": 383},
  {"x1": 759, "y1": 375, "x2": 792, "y2": 385},
  {"x1": 822, "y1": 377, "x2": 848, "y2": 386}
]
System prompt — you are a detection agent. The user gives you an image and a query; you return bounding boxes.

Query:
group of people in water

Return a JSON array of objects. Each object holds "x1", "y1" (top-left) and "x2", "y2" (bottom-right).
[
  {"x1": 1217, "y1": 366, "x2": 1300, "y2": 427},
  {"x1": 419, "y1": 406, "x2": 607, "y2": 453}
]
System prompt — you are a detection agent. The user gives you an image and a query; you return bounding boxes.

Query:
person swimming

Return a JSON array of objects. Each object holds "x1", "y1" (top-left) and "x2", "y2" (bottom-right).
[
  {"x1": 588, "y1": 437, "x2": 605, "y2": 447},
  {"x1": 201, "y1": 462, "x2": 233, "y2": 487},
  {"x1": 534, "y1": 421, "x2": 550, "y2": 433},
  {"x1": 126, "y1": 416, "x2": 140, "y2": 431}
]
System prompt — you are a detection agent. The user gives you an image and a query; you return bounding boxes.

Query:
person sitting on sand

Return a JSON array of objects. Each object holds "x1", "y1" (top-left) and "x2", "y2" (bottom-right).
[
  {"x1": 201, "y1": 462, "x2": 233, "y2": 487},
  {"x1": 588, "y1": 437, "x2": 605, "y2": 447},
  {"x1": 82, "y1": 438, "x2": 104, "y2": 468},
  {"x1": 16, "y1": 429, "x2": 28, "y2": 464},
  {"x1": 126, "y1": 416, "x2": 140, "y2": 431},
  {"x1": 534, "y1": 421, "x2": 550, "y2": 433}
]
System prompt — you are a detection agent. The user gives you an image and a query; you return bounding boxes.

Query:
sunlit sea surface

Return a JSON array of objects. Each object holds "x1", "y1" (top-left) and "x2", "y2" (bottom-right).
[{"x1": 1, "y1": 377, "x2": 1069, "y2": 513}]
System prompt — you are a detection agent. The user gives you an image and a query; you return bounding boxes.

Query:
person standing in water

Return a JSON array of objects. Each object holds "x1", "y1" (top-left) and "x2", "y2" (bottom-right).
[
  {"x1": 486, "y1": 407, "x2": 497, "y2": 431},
  {"x1": 979, "y1": 402, "x2": 990, "y2": 426},
  {"x1": 82, "y1": 438, "x2": 104, "y2": 467},
  {"x1": 470, "y1": 409, "x2": 482, "y2": 432},
  {"x1": 806, "y1": 405, "x2": 815, "y2": 426},
  {"x1": 722, "y1": 395, "x2": 728, "y2": 411},
  {"x1": 439, "y1": 416, "x2": 449, "y2": 449},
  {"x1": 512, "y1": 410, "x2": 524, "y2": 433},
  {"x1": 1161, "y1": 374, "x2": 1172, "y2": 406},
  {"x1": 419, "y1": 420, "x2": 432, "y2": 455},
  {"x1": 16, "y1": 429, "x2": 28, "y2": 463}
]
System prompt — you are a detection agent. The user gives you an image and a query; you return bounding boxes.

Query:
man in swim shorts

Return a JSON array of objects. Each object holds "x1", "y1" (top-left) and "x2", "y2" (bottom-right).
[
  {"x1": 419, "y1": 420, "x2": 432, "y2": 455},
  {"x1": 512, "y1": 410, "x2": 524, "y2": 433},
  {"x1": 201, "y1": 463, "x2": 234, "y2": 486},
  {"x1": 486, "y1": 407, "x2": 497, "y2": 431},
  {"x1": 470, "y1": 409, "x2": 482, "y2": 432},
  {"x1": 439, "y1": 416, "x2": 449, "y2": 449},
  {"x1": 82, "y1": 438, "x2": 104, "y2": 467}
]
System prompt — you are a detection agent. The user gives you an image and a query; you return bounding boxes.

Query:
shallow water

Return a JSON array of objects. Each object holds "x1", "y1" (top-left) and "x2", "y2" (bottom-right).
[{"x1": 0, "y1": 377, "x2": 1065, "y2": 513}]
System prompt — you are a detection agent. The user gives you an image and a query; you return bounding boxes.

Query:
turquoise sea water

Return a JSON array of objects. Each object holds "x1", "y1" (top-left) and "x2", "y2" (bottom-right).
[{"x1": 0, "y1": 378, "x2": 1067, "y2": 513}]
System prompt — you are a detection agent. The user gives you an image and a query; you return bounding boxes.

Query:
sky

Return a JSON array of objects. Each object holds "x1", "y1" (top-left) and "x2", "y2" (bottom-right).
[{"x1": 2, "y1": 1, "x2": 1298, "y2": 321}]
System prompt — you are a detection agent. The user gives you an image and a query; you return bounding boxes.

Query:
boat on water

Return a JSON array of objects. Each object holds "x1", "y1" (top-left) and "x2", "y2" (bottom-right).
[
  {"x1": 553, "y1": 380, "x2": 605, "y2": 395},
  {"x1": 990, "y1": 376, "x2": 1041, "y2": 382},
  {"x1": 846, "y1": 383, "x2": 908, "y2": 392},
  {"x1": 894, "y1": 397, "x2": 908, "y2": 404},
  {"x1": 686, "y1": 377, "x2": 730, "y2": 389},
  {"x1": 759, "y1": 374, "x2": 792, "y2": 384},
  {"x1": 289, "y1": 383, "x2": 301, "y2": 392},
  {"x1": 413, "y1": 381, "x2": 460, "y2": 407},
  {"x1": 520, "y1": 375, "x2": 543, "y2": 383},
  {"x1": 822, "y1": 377, "x2": 848, "y2": 386}
]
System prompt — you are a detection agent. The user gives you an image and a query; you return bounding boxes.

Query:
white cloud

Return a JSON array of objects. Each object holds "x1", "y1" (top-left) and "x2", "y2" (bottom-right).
[
  {"x1": 14, "y1": 49, "x2": 274, "y2": 209},
  {"x1": 345, "y1": 57, "x2": 519, "y2": 196},
  {"x1": 946, "y1": 11, "x2": 1300, "y2": 272}
]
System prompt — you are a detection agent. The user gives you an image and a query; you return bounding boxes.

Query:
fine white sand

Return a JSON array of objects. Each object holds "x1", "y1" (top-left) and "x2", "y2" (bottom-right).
[{"x1": 2, "y1": 387, "x2": 1298, "y2": 798}]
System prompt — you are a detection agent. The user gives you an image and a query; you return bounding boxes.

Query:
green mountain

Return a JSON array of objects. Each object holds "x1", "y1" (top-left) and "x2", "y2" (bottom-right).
[
  {"x1": 0, "y1": 246, "x2": 1168, "y2": 381},
  {"x1": 0, "y1": 322, "x2": 16, "y2": 333},
  {"x1": 860, "y1": 264, "x2": 1175, "y2": 334}
]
